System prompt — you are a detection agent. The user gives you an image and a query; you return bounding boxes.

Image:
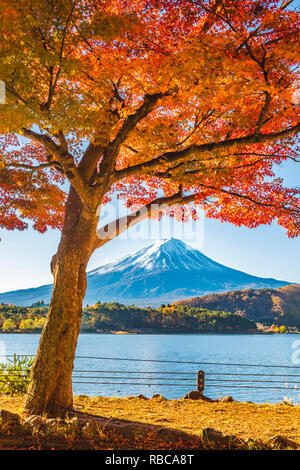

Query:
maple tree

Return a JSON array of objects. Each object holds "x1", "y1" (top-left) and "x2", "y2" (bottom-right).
[{"x1": 0, "y1": 0, "x2": 299, "y2": 415}]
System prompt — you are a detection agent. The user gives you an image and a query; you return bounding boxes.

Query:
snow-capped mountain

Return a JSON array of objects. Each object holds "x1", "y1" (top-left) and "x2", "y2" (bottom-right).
[{"x1": 0, "y1": 238, "x2": 290, "y2": 306}]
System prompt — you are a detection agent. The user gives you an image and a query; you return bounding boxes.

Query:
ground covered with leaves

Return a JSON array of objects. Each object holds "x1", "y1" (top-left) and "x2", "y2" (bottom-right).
[
  {"x1": 74, "y1": 395, "x2": 300, "y2": 444},
  {"x1": 0, "y1": 394, "x2": 299, "y2": 450}
]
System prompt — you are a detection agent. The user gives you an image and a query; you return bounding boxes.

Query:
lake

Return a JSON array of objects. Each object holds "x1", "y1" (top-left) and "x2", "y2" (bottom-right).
[{"x1": 1, "y1": 333, "x2": 300, "y2": 404}]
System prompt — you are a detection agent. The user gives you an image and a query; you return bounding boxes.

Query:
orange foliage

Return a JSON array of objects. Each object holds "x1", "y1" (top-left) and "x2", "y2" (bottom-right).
[{"x1": 0, "y1": 0, "x2": 299, "y2": 235}]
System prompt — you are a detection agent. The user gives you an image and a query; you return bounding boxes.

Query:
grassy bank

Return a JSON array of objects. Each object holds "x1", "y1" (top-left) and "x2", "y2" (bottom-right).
[{"x1": 0, "y1": 395, "x2": 299, "y2": 449}]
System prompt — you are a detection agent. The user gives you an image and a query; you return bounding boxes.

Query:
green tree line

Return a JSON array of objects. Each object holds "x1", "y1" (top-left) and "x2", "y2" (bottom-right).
[{"x1": 0, "y1": 301, "x2": 257, "y2": 333}]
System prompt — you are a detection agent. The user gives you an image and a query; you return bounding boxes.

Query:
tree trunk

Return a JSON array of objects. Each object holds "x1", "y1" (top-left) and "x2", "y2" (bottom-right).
[{"x1": 24, "y1": 188, "x2": 97, "y2": 416}]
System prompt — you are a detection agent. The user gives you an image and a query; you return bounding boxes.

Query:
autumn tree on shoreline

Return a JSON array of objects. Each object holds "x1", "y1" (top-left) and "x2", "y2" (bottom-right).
[{"x1": 0, "y1": 0, "x2": 299, "y2": 416}]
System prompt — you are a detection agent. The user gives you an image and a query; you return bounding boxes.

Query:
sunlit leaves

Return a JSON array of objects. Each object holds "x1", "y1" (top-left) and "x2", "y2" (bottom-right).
[
  {"x1": 0, "y1": 134, "x2": 66, "y2": 231},
  {"x1": 0, "y1": 0, "x2": 299, "y2": 236}
]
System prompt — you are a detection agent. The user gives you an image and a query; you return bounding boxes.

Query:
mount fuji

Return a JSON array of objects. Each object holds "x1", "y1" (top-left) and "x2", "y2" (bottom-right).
[{"x1": 0, "y1": 238, "x2": 291, "y2": 307}]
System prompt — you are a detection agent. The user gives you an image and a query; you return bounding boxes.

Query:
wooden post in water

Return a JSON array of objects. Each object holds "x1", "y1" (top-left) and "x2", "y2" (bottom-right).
[{"x1": 197, "y1": 370, "x2": 205, "y2": 393}]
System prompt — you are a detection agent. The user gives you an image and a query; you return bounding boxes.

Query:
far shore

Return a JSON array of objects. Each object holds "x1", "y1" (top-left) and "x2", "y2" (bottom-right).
[{"x1": 0, "y1": 329, "x2": 281, "y2": 335}]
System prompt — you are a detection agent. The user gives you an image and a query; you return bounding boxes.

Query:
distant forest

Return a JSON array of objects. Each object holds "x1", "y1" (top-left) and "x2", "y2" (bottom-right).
[
  {"x1": 174, "y1": 284, "x2": 300, "y2": 330},
  {"x1": 0, "y1": 301, "x2": 258, "y2": 334}
]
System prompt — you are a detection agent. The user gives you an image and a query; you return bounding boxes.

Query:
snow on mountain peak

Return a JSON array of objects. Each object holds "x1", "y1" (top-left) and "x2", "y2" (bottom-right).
[
  {"x1": 141, "y1": 237, "x2": 188, "y2": 255},
  {"x1": 90, "y1": 238, "x2": 223, "y2": 275},
  {"x1": 0, "y1": 237, "x2": 290, "y2": 307}
]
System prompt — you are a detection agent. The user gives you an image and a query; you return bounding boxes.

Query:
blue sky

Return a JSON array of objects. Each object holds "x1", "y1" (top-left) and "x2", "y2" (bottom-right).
[{"x1": 0, "y1": 157, "x2": 299, "y2": 293}]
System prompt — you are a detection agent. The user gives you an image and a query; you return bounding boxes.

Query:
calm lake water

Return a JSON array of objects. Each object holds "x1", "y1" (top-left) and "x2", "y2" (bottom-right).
[{"x1": 1, "y1": 333, "x2": 300, "y2": 404}]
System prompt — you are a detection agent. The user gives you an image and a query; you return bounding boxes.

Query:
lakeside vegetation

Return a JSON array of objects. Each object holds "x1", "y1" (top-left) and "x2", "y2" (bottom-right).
[{"x1": 0, "y1": 301, "x2": 258, "y2": 334}]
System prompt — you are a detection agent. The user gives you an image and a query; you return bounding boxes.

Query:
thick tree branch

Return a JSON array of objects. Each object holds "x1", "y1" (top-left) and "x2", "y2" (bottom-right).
[
  {"x1": 255, "y1": 92, "x2": 272, "y2": 134},
  {"x1": 95, "y1": 91, "x2": 174, "y2": 190},
  {"x1": 201, "y1": 0, "x2": 223, "y2": 32},
  {"x1": 78, "y1": 86, "x2": 167, "y2": 187},
  {"x1": 7, "y1": 161, "x2": 62, "y2": 172},
  {"x1": 22, "y1": 128, "x2": 88, "y2": 201},
  {"x1": 170, "y1": 154, "x2": 299, "y2": 178},
  {"x1": 280, "y1": 0, "x2": 295, "y2": 10},
  {"x1": 114, "y1": 122, "x2": 300, "y2": 181},
  {"x1": 78, "y1": 143, "x2": 104, "y2": 183},
  {"x1": 94, "y1": 192, "x2": 197, "y2": 250}
]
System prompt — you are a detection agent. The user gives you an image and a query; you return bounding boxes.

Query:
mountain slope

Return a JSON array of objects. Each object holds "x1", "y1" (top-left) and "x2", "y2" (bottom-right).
[
  {"x1": 0, "y1": 238, "x2": 291, "y2": 306},
  {"x1": 174, "y1": 284, "x2": 300, "y2": 328}
]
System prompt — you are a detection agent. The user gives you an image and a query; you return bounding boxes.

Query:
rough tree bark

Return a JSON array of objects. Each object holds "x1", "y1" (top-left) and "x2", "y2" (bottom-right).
[
  {"x1": 24, "y1": 187, "x2": 98, "y2": 416},
  {"x1": 22, "y1": 182, "x2": 193, "y2": 416}
]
